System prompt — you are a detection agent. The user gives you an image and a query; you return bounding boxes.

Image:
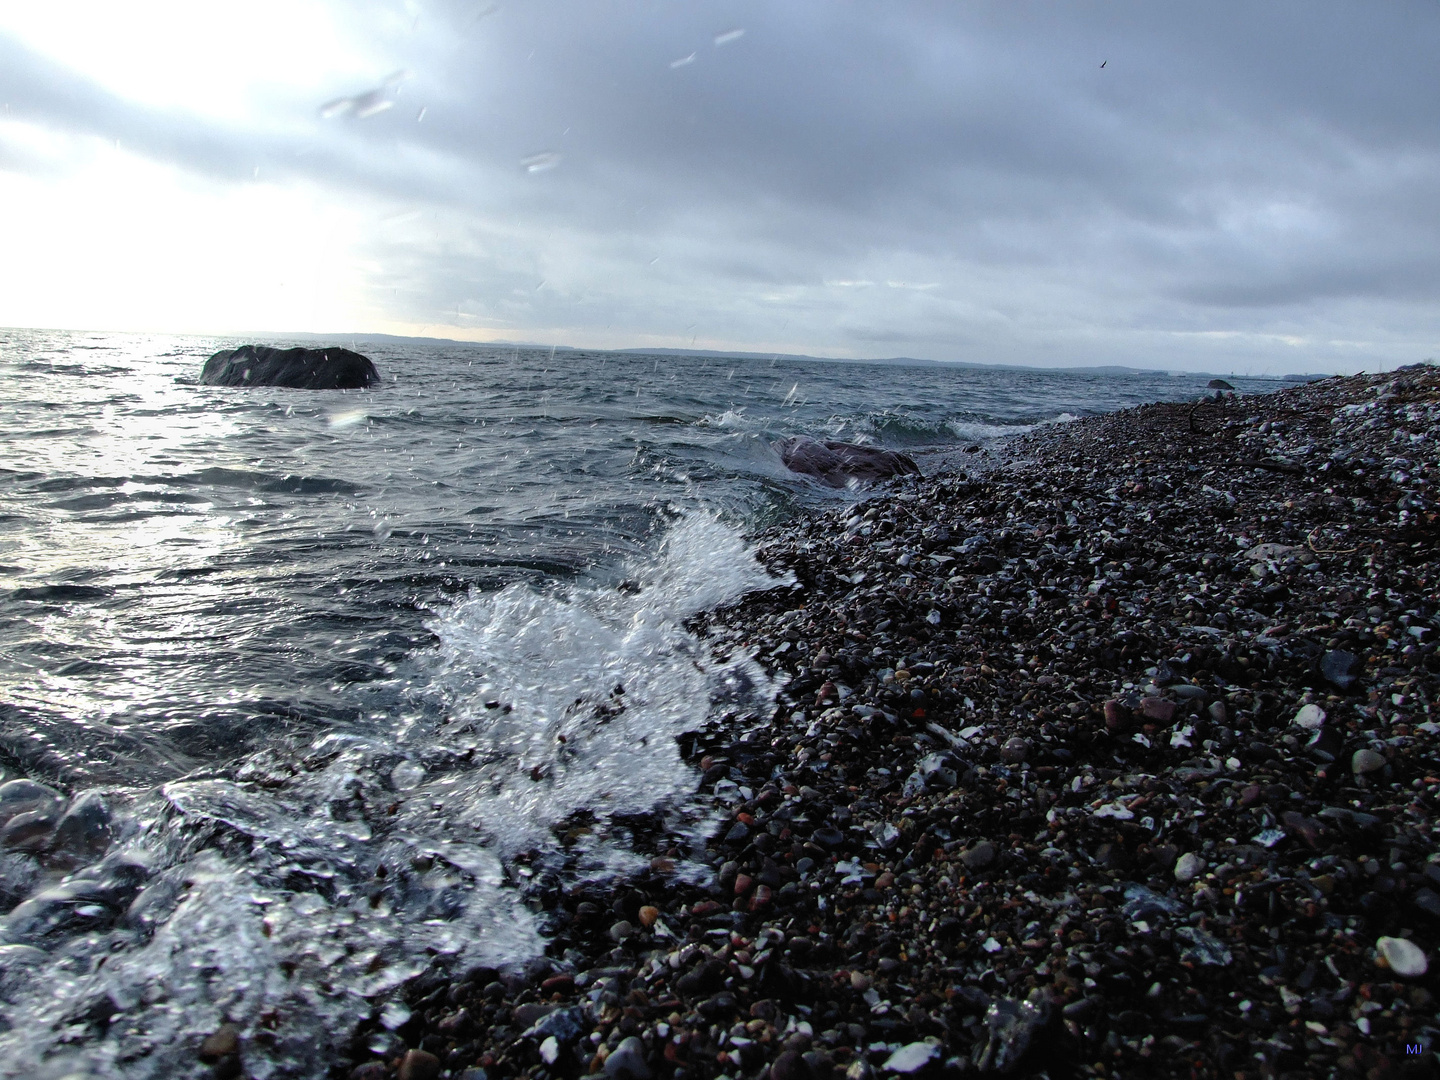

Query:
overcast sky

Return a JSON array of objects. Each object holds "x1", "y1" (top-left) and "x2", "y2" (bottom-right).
[{"x1": 1, "y1": 1, "x2": 1437, "y2": 373}]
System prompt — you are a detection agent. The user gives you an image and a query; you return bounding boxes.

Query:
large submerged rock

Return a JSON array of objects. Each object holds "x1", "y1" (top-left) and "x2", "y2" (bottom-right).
[
  {"x1": 200, "y1": 345, "x2": 380, "y2": 389},
  {"x1": 775, "y1": 436, "x2": 920, "y2": 488}
]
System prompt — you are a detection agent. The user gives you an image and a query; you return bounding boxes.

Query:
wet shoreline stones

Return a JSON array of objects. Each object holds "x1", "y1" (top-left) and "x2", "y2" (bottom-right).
[{"x1": 341, "y1": 365, "x2": 1440, "y2": 1080}]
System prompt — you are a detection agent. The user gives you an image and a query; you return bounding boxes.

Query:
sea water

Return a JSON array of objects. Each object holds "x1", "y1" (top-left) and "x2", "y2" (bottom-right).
[{"x1": 0, "y1": 329, "x2": 1278, "y2": 1077}]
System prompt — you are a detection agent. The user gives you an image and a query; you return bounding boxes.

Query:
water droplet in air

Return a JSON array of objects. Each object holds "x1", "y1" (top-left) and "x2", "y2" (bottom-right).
[
  {"x1": 416, "y1": 106, "x2": 427, "y2": 122},
  {"x1": 319, "y1": 71, "x2": 410, "y2": 120},
  {"x1": 669, "y1": 52, "x2": 696, "y2": 68},
  {"x1": 521, "y1": 151, "x2": 562, "y2": 173},
  {"x1": 713, "y1": 28, "x2": 745, "y2": 47}
]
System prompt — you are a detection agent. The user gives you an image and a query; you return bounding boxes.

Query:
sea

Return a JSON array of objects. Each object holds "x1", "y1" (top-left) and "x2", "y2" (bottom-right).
[{"x1": 0, "y1": 328, "x2": 1284, "y2": 1077}]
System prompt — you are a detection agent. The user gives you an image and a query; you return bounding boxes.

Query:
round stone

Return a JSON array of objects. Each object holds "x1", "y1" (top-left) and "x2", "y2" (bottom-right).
[
  {"x1": 1378, "y1": 936, "x2": 1428, "y2": 978},
  {"x1": 1292, "y1": 704, "x2": 1326, "y2": 730},
  {"x1": 961, "y1": 840, "x2": 996, "y2": 869},
  {"x1": 1351, "y1": 749, "x2": 1386, "y2": 775},
  {"x1": 1174, "y1": 852, "x2": 1205, "y2": 883}
]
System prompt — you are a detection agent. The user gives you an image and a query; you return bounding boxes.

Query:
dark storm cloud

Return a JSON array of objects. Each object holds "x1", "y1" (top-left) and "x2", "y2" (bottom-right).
[{"x1": 3, "y1": 1, "x2": 1438, "y2": 369}]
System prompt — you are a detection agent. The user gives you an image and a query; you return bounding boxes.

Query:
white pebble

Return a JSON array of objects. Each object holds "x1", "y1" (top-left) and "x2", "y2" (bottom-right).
[
  {"x1": 1378, "y1": 936, "x2": 1428, "y2": 978},
  {"x1": 883, "y1": 1042, "x2": 938, "y2": 1073},
  {"x1": 1292, "y1": 704, "x2": 1326, "y2": 730},
  {"x1": 1174, "y1": 852, "x2": 1205, "y2": 883}
]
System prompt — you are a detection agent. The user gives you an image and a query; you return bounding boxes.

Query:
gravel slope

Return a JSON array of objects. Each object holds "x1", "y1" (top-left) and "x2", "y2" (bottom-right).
[{"x1": 340, "y1": 365, "x2": 1440, "y2": 1080}]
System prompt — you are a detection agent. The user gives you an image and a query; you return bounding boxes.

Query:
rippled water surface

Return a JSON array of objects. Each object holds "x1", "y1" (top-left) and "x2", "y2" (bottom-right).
[{"x1": 0, "y1": 329, "x2": 1280, "y2": 1077}]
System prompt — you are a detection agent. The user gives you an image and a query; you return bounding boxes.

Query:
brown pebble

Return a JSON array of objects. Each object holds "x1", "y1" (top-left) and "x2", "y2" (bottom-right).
[
  {"x1": 734, "y1": 874, "x2": 754, "y2": 896},
  {"x1": 1281, "y1": 810, "x2": 1324, "y2": 849},
  {"x1": 1139, "y1": 697, "x2": 1177, "y2": 723},
  {"x1": 398, "y1": 1049, "x2": 440, "y2": 1080},
  {"x1": 650, "y1": 856, "x2": 676, "y2": 872},
  {"x1": 198, "y1": 1023, "x2": 240, "y2": 1061},
  {"x1": 875, "y1": 871, "x2": 895, "y2": 890},
  {"x1": 1102, "y1": 699, "x2": 1129, "y2": 733},
  {"x1": 638, "y1": 905, "x2": 660, "y2": 927},
  {"x1": 771, "y1": 1049, "x2": 807, "y2": 1080},
  {"x1": 749, "y1": 884, "x2": 773, "y2": 911}
]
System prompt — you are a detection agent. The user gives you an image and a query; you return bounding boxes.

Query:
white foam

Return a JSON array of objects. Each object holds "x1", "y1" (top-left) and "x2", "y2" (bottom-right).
[
  {"x1": 695, "y1": 408, "x2": 751, "y2": 429},
  {"x1": 0, "y1": 513, "x2": 786, "y2": 1079}
]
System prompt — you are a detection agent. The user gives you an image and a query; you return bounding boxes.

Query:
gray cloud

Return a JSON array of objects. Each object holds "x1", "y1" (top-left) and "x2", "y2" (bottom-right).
[{"x1": 2, "y1": 1, "x2": 1438, "y2": 371}]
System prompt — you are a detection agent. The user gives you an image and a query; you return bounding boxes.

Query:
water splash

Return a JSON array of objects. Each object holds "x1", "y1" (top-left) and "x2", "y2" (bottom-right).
[
  {"x1": 319, "y1": 71, "x2": 410, "y2": 120},
  {"x1": 521, "y1": 152, "x2": 562, "y2": 174},
  {"x1": 0, "y1": 513, "x2": 785, "y2": 1079}
]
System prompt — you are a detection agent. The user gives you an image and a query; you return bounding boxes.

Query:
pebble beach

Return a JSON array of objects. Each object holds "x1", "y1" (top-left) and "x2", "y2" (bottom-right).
[{"x1": 341, "y1": 364, "x2": 1440, "y2": 1080}]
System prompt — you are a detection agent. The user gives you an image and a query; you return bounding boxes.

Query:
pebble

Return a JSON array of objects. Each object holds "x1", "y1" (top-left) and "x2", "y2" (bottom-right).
[
  {"x1": 1174, "y1": 851, "x2": 1205, "y2": 883},
  {"x1": 960, "y1": 840, "x2": 996, "y2": 869},
  {"x1": 198, "y1": 1023, "x2": 240, "y2": 1061},
  {"x1": 603, "y1": 1036, "x2": 651, "y2": 1080},
  {"x1": 1377, "y1": 936, "x2": 1428, "y2": 978},
  {"x1": 1351, "y1": 748, "x2": 1386, "y2": 775},
  {"x1": 397, "y1": 1049, "x2": 440, "y2": 1080},
  {"x1": 770, "y1": 1050, "x2": 807, "y2": 1080},
  {"x1": 882, "y1": 1042, "x2": 938, "y2": 1073},
  {"x1": 1138, "y1": 697, "x2": 1178, "y2": 723},
  {"x1": 1291, "y1": 703, "x2": 1326, "y2": 730}
]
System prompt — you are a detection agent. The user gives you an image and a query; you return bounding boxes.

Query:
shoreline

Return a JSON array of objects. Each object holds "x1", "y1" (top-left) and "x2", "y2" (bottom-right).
[{"x1": 341, "y1": 365, "x2": 1439, "y2": 1080}]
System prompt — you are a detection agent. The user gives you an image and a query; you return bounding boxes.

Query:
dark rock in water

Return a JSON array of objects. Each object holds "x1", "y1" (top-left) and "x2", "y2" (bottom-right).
[
  {"x1": 0, "y1": 808, "x2": 60, "y2": 852},
  {"x1": 775, "y1": 437, "x2": 919, "y2": 487},
  {"x1": 51, "y1": 792, "x2": 112, "y2": 860},
  {"x1": 1208, "y1": 379, "x2": 1236, "y2": 390},
  {"x1": 200, "y1": 345, "x2": 380, "y2": 389},
  {"x1": 0, "y1": 780, "x2": 63, "y2": 830}
]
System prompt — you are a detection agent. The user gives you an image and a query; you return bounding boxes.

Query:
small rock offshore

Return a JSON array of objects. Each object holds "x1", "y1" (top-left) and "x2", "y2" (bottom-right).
[{"x1": 342, "y1": 365, "x2": 1439, "y2": 1080}]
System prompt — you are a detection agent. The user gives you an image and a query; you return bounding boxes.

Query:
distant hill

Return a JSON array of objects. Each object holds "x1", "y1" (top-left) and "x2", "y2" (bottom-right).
[{"x1": 228, "y1": 331, "x2": 1293, "y2": 381}]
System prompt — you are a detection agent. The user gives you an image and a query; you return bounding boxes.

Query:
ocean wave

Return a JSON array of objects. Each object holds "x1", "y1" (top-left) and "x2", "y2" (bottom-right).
[{"x1": 0, "y1": 513, "x2": 786, "y2": 1079}]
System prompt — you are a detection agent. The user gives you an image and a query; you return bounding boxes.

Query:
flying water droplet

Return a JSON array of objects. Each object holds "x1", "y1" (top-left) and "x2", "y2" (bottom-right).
[
  {"x1": 328, "y1": 409, "x2": 366, "y2": 430},
  {"x1": 521, "y1": 151, "x2": 562, "y2": 173},
  {"x1": 669, "y1": 52, "x2": 696, "y2": 68},
  {"x1": 713, "y1": 28, "x2": 745, "y2": 47},
  {"x1": 319, "y1": 70, "x2": 410, "y2": 120}
]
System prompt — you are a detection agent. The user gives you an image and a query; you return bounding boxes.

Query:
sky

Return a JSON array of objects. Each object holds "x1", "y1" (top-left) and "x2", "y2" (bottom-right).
[{"x1": 0, "y1": 1, "x2": 1437, "y2": 374}]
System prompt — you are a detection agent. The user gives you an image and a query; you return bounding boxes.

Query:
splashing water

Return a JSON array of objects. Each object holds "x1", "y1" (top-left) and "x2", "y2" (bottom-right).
[
  {"x1": 521, "y1": 152, "x2": 562, "y2": 173},
  {"x1": 0, "y1": 514, "x2": 785, "y2": 1079}
]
